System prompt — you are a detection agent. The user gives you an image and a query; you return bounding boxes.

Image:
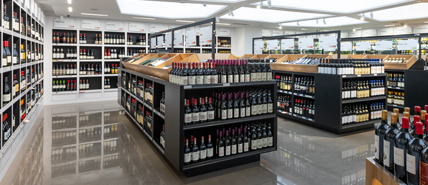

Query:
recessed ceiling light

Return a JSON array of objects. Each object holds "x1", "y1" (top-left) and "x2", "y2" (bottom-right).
[
  {"x1": 220, "y1": 7, "x2": 330, "y2": 23},
  {"x1": 176, "y1": 20, "x2": 195, "y2": 23},
  {"x1": 281, "y1": 16, "x2": 366, "y2": 27},
  {"x1": 68, "y1": 7, "x2": 72, "y2": 12},
  {"x1": 404, "y1": 23, "x2": 408, "y2": 27},
  {"x1": 133, "y1": 17, "x2": 155, "y2": 20},
  {"x1": 256, "y1": 0, "x2": 410, "y2": 13},
  {"x1": 81, "y1": 13, "x2": 108, "y2": 16},
  {"x1": 117, "y1": 0, "x2": 226, "y2": 19},
  {"x1": 360, "y1": 3, "x2": 428, "y2": 21},
  {"x1": 217, "y1": 23, "x2": 230, "y2": 25},
  {"x1": 360, "y1": 14, "x2": 365, "y2": 21},
  {"x1": 67, "y1": 0, "x2": 72, "y2": 4},
  {"x1": 188, "y1": 0, "x2": 245, "y2": 2},
  {"x1": 301, "y1": 28, "x2": 308, "y2": 30},
  {"x1": 385, "y1": 24, "x2": 395, "y2": 27}
]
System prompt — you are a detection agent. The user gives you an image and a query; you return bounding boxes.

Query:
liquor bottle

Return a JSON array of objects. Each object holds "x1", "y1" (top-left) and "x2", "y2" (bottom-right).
[
  {"x1": 192, "y1": 99, "x2": 199, "y2": 124},
  {"x1": 227, "y1": 93, "x2": 233, "y2": 119},
  {"x1": 207, "y1": 135, "x2": 213, "y2": 159},
  {"x1": 184, "y1": 139, "x2": 191, "y2": 165},
  {"x1": 406, "y1": 122, "x2": 427, "y2": 185},
  {"x1": 221, "y1": 94, "x2": 227, "y2": 120},
  {"x1": 384, "y1": 113, "x2": 399, "y2": 172},
  {"x1": 199, "y1": 136, "x2": 206, "y2": 161},
  {"x1": 225, "y1": 130, "x2": 231, "y2": 156},
  {"x1": 231, "y1": 129, "x2": 237, "y2": 155},
  {"x1": 199, "y1": 98, "x2": 207, "y2": 123},
  {"x1": 393, "y1": 116, "x2": 412, "y2": 181},
  {"x1": 3, "y1": 76, "x2": 11, "y2": 103},
  {"x1": 184, "y1": 100, "x2": 191, "y2": 125},
  {"x1": 375, "y1": 110, "x2": 389, "y2": 164},
  {"x1": 218, "y1": 131, "x2": 224, "y2": 157},
  {"x1": 188, "y1": 63, "x2": 196, "y2": 85},
  {"x1": 207, "y1": 98, "x2": 215, "y2": 122}
]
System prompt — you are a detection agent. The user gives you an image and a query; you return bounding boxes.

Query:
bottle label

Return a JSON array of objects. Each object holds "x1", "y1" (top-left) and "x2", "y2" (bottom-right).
[
  {"x1": 244, "y1": 142, "x2": 249, "y2": 152},
  {"x1": 375, "y1": 135, "x2": 379, "y2": 160},
  {"x1": 262, "y1": 138, "x2": 267, "y2": 147},
  {"x1": 207, "y1": 111, "x2": 214, "y2": 120},
  {"x1": 219, "y1": 146, "x2": 224, "y2": 157},
  {"x1": 207, "y1": 148, "x2": 213, "y2": 157},
  {"x1": 192, "y1": 151, "x2": 199, "y2": 161},
  {"x1": 192, "y1": 113, "x2": 199, "y2": 122},
  {"x1": 200, "y1": 149, "x2": 206, "y2": 159},
  {"x1": 160, "y1": 104, "x2": 165, "y2": 113},
  {"x1": 251, "y1": 140, "x2": 257, "y2": 150},
  {"x1": 258, "y1": 139, "x2": 263, "y2": 149},
  {"x1": 182, "y1": 77, "x2": 188, "y2": 85},
  {"x1": 222, "y1": 110, "x2": 227, "y2": 119},
  {"x1": 3, "y1": 94, "x2": 10, "y2": 102},
  {"x1": 246, "y1": 107, "x2": 251, "y2": 116},
  {"x1": 262, "y1": 104, "x2": 267, "y2": 114},
  {"x1": 184, "y1": 153, "x2": 191, "y2": 163},
  {"x1": 234, "y1": 108, "x2": 239, "y2": 118},
  {"x1": 197, "y1": 76, "x2": 203, "y2": 84},
  {"x1": 200, "y1": 112, "x2": 207, "y2": 121},
  {"x1": 204, "y1": 76, "x2": 210, "y2": 84},
  {"x1": 406, "y1": 154, "x2": 416, "y2": 175},
  {"x1": 228, "y1": 75, "x2": 233, "y2": 83},
  {"x1": 7, "y1": 56, "x2": 11, "y2": 63},
  {"x1": 267, "y1": 72, "x2": 272, "y2": 80},
  {"x1": 383, "y1": 140, "x2": 390, "y2": 167},
  {"x1": 228, "y1": 109, "x2": 233, "y2": 118},
  {"x1": 2, "y1": 58, "x2": 6, "y2": 66},
  {"x1": 212, "y1": 75, "x2": 218, "y2": 84},
  {"x1": 251, "y1": 105, "x2": 257, "y2": 115},
  {"x1": 240, "y1": 108, "x2": 245, "y2": 117},
  {"x1": 12, "y1": 57, "x2": 16, "y2": 64},
  {"x1": 240, "y1": 74, "x2": 245, "y2": 82},
  {"x1": 258, "y1": 104, "x2": 263, "y2": 114},
  {"x1": 268, "y1": 104, "x2": 273, "y2": 113},
  {"x1": 188, "y1": 76, "x2": 196, "y2": 85},
  {"x1": 238, "y1": 143, "x2": 243, "y2": 153},
  {"x1": 267, "y1": 137, "x2": 273, "y2": 147},
  {"x1": 245, "y1": 74, "x2": 250, "y2": 82},
  {"x1": 234, "y1": 75, "x2": 239, "y2": 83},
  {"x1": 231, "y1": 145, "x2": 237, "y2": 154},
  {"x1": 226, "y1": 145, "x2": 231, "y2": 155},
  {"x1": 221, "y1": 75, "x2": 227, "y2": 84},
  {"x1": 160, "y1": 137, "x2": 165, "y2": 148},
  {"x1": 251, "y1": 73, "x2": 256, "y2": 82},
  {"x1": 394, "y1": 146, "x2": 404, "y2": 167}
]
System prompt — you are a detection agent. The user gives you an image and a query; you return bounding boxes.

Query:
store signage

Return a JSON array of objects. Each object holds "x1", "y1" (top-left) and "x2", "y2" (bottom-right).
[
  {"x1": 362, "y1": 29, "x2": 377, "y2": 37},
  {"x1": 262, "y1": 29, "x2": 271, "y2": 36},
  {"x1": 350, "y1": 30, "x2": 362, "y2": 38},
  {"x1": 341, "y1": 32, "x2": 349, "y2": 38},
  {"x1": 319, "y1": 36, "x2": 337, "y2": 51},
  {"x1": 199, "y1": 26, "x2": 212, "y2": 45},
  {"x1": 281, "y1": 39, "x2": 294, "y2": 50},
  {"x1": 174, "y1": 31, "x2": 183, "y2": 46},
  {"x1": 341, "y1": 42, "x2": 352, "y2": 51},
  {"x1": 157, "y1": 36, "x2": 164, "y2": 47},
  {"x1": 356, "y1": 42, "x2": 371, "y2": 51},
  {"x1": 416, "y1": 25, "x2": 428, "y2": 33},
  {"x1": 54, "y1": 17, "x2": 75, "y2": 28},
  {"x1": 150, "y1": 24, "x2": 164, "y2": 33},
  {"x1": 150, "y1": 37, "x2": 156, "y2": 48},
  {"x1": 394, "y1": 27, "x2": 412, "y2": 35},
  {"x1": 254, "y1": 40, "x2": 264, "y2": 50},
  {"x1": 375, "y1": 41, "x2": 392, "y2": 50},
  {"x1": 185, "y1": 29, "x2": 197, "y2": 46},
  {"x1": 298, "y1": 38, "x2": 314, "y2": 49},
  {"x1": 81, "y1": 19, "x2": 100, "y2": 30},
  {"x1": 218, "y1": 28, "x2": 231, "y2": 36},
  {"x1": 397, "y1": 40, "x2": 418, "y2": 50},
  {"x1": 379, "y1": 28, "x2": 394, "y2": 36},
  {"x1": 106, "y1": 21, "x2": 123, "y2": 31},
  {"x1": 266, "y1": 40, "x2": 279, "y2": 50},
  {"x1": 129, "y1": 22, "x2": 145, "y2": 32},
  {"x1": 272, "y1": 30, "x2": 282, "y2": 36},
  {"x1": 165, "y1": 33, "x2": 172, "y2": 47}
]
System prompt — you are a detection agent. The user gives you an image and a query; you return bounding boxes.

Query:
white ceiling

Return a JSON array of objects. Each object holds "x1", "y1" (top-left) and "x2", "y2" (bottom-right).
[{"x1": 35, "y1": 0, "x2": 428, "y2": 32}]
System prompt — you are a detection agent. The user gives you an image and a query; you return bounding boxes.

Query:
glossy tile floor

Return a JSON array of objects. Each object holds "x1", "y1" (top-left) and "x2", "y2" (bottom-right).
[{"x1": 0, "y1": 101, "x2": 374, "y2": 185}]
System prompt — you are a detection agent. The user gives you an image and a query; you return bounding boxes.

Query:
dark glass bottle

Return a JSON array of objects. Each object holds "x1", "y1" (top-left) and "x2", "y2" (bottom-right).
[
  {"x1": 244, "y1": 60, "x2": 250, "y2": 82},
  {"x1": 240, "y1": 92, "x2": 246, "y2": 118},
  {"x1": 251, "y1": 126, "x2": 258, "y2": 150},
  {"x1": 234, "y1": 92, "x2": 240, "y2": 118},
  {"x1": 210, "y1": 62, "x2": 218, "y2": 84},
  {"x1": 192, "y1": 138, "x2": 199, "y2": 163},
  {"x1": 383, "y1": 113, "x2": 399, "y2": 172},
  {"x1": 375, "y1": 110, "x2": 389, "y2": 165},
  {"x1": 184, "y1": 139, "x2": 191, "y2": 165},
  {"x1": 394, "y1": 117, "x2": 412, "y2": 182},
  {"x1": 251, "y1": 92, "x2": 258, "y2": 116},
  {"x1": 225, "y1": 130, "x2": 231, "y2": 156},
  {"x1": 221, "y1": 60, "x2": 227, "y2": 84},
  {"x1": 199, "y1": 98, "x2": 207, "y2": 123},
  {"x1": 207, "y1": 98, "x2": 215, "y2": 122},
  {"x1": 218, "y1": 131, "x2": 224, "y2": 157},
  {"x1": 192, "y1": 99, "x2": 199, "y2": 124},
  {"x1": 196, "y1": 63, "x2": 203, "y2": 85},
  {"x1": 231, "y1": 129, "x2": 237, "y2": 155},
  {"x1": 406, "y1": 121, "x2": 427, "y2": 185},
  {"x1": 233, "y1": 60, "x2": 239, "y2": 83},
  {"x1": 239, "y1": 60, "x2": 245, "y2": 82},
  {"x1": 188, "y1": 63, "x2": 196, "y2": 85},
  {"x1": 227, "y1": 93, "x2": 233, "y2": 119},
  {"x1": 237, "y1": 129, "x2": 243, "y2": 153},
  {"x1": 246, "y1": 92, "x2": 251, "y2": 117},
  {"x1": 207, "y1": 135, "x2": 213, "y2": 159},
  {"x1": 221, "y1": 94, "x2": 227, "y2": 120},
  {"x1": 227, "y1": 60, "x2": 233, "y2": 83},
  {"x1": 199, "y1": 136, "x2": 206, "y2": 161},
  {"x1": 244, "y1": 127, "x2": 249, "y2": 152}
]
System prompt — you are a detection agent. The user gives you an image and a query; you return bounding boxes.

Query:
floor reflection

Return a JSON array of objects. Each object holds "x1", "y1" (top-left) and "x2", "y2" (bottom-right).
[{"x1": 5, "y1": 101, "x2": 375, "y2": 185}]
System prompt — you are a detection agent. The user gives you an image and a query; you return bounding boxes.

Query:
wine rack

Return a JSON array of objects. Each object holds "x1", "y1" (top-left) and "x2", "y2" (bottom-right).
[
  {"x1": 274, "y1": 70, "x2": 387, "y2": 134},
  {"x1": 119, "y1": 65, "x2": 277, "y2": 177}
]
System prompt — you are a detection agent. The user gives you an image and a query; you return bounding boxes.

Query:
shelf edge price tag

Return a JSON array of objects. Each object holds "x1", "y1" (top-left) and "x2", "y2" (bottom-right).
[
  {"x1": 223, "y1": 83, "x2": 230, "y2": 87},
  {"x1": 184, "y1": 85, "x2": 192, "y2": 89}
]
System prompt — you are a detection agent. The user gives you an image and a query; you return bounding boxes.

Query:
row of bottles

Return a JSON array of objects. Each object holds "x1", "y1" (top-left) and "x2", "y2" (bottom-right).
[
  {"x1": 79, "y1": 127, "x2": 102, "y2": 140},
  {"x1": 79, "y1": 33, "x2": 102, "y2": 44},
  {"x1": 80, "y1": 64, "x2": 102, "y2": 75},
  {"x1": 184, "y1": 89, "x2": 273, "y2": 125},
  {"x1": 387, "y1": 73, "x2": 405, "y2": 88},
  {"x1": 341, "y1": 79, "x2": 385, "y2": 99},
  {"x1": 104, "y1": 79, "x2": 112, "y2": 89},
  {"x1": 104, "y1": 49, "x2": 125, "y2": 59},
  {"x1": 184, "y1": 122, "x2": 273, "y2": 164},
  {"x1": 53, "y1": 32, "x2": 76, "y2": 43},
  {"x1": 104, "y1": 34, "x2": 125, "y2": 45},
  {"x1": 52, "y1": 131, "x2": 76, "y2": 143},
  {"x1": 53, "y1": 48, "x2": 77, "y2": 60},
  {"x1": 277, "y1": 95, "x2": 292, "y2": 114},
  {"x1": 127, "y1": 35, "x2": 146, "y2": 45},
  {"x1": 79, "y1": 49, "x2": 95, "y2": 59},
  {"x1": 341, "y1": 101, "x2": 384, "y2": 125},
  {"x1": 169, "y1": 59, "x2": 272, "y2": 85},
  {"x1": 136, "y1": 106, "x2": 153, "y2": 137},
  {"x1": 52, "y1": 64, "x2": 77, "y2": 76},
  {"x1": 282, "y1": 57, "x2": 323, "y2": 65},
  {"x1": 318, "y1": 59, "x2": 384, "y2": 75},
  {"x1": 387, "y1": 91, "x2": 404, "y2": 106},
  {"x1": 79, "y1": 79, "x2": 90, "y2": 90},
  {"x1": 126, "y1": 49, "x2": 146, "y2": 57},
  {"x1": 51, "y1": 147, "x2": 76, "y2": 162},
  {"x1": 294, "y1": 76, "x2": 315, "y2": 95},
  {"x1": 52, "y1": 80, "x2": 77, "y2": 92},
  {"x1": 293, "y1": 98, "x2": 315, "y2": 120},
  {"x1": 104, "y1": 63, "x2": 119, "y2": 74},
  {"x1": 52, "y1": 116, "x2": 76, "y2": 128}
]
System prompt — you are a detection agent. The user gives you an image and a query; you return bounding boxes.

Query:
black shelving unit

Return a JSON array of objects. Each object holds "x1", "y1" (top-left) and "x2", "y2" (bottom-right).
[
  {"x1": 274, "y1": 70, "x2": 387, "y2": 134},
  {"x1": 118, "y1": 66, "x2": 278, "y2": 177}
]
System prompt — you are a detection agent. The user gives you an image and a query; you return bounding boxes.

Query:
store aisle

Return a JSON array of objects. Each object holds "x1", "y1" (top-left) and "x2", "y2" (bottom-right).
[{"x1": 0, "y1": 101, "x2": 373, "y2": 185}]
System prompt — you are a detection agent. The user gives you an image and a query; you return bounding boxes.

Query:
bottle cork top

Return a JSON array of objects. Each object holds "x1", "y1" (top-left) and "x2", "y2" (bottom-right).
[
  {"x1": 422, "y1": 110, "x2": 427, "y2": 121},
  {"x1": 405, "y1": 107, "x2": 410, "y2": 113},
  {"x1": 382, "y1": 110, "x2": 388, "y2": 120},
  {"x1": 393, "y1": 108, "x2": 399, "y2": 114},
  {"x1": 414, "y1": 115, "x2": 421, "y2": 123},
  {"x1": 425, "y1": 105, "x2": 428, "y2": 111},
  {"x1": 404, "y1": 112, "x2": 410, "y2": 118},
  {"x1": 415, "y1": 122, "x2": 424, "y2": 135},
  {"x1": 391, "y1": 113, "x2": 397, "y2": 124},
  {"x1": 415, "y1": 106, "x2": 421, "y2": 112},
  {"x1": 402, "y1": 117, "x2": 409, "y2": 129}
]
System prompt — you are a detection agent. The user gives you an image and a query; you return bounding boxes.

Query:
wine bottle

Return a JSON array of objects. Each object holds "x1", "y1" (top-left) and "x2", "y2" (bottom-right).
[
  {"x1": 3, "y1": 76, "x2": 11, "y2": 103},
  {"x1": 394, "y1": 116, "x2": 411, "y2": 181},
  {"x1": 192, "y1": 99, "x2": 199, "y2": 124},
  {"x1": 207, "y1": 135, "x2": 213, "y2": 159},
  {"x1": 225, "y1": 130, "x2": 231, "y2": 156},
  {"x1": 244, "y1": 127, "x2": 249, "y2": 152},
  {"x1": 184, "y1": 100, "x2": 191, "y2": 125},
  {"x1": 406, "y1": 122, "x2": 427, "y2": 185},
  {"x1": 227, "y1": 93, "x2": 233, "y2": 119},
  {"x1": 204, "y1": 63, "x2": 211, "y2": 84},
  {"x1": 384, "y1": 113, "x2": 399, "y2": 172},
  {"x1": 211, "y1": 62, "x2": 218, "y2": 84},
  {"x1": 188, "y1": 63, "x2": 196, "y2": 85},
  {"x1": 207, "y1": 98, "x2": 214, "y2": 122},
  {"x1": 375, "y1": 110, "x2": 389, "y2": 165},
  {"x1": 231, "y1": 129, "x2": 237, "y2": 155},
  {"x1": 199, "y1": 98, "x2": 207, "y2": 123},
  {"x1": 184, "y1": 139, "x2": 191, "y2": 165},
  {"x1": 199, "y1": 136, "x2": 206, "y2": 161}
]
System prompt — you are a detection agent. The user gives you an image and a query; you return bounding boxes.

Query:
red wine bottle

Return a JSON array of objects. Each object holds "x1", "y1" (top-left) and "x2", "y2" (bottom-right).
[
  {"x1": 218, "y1": 131, "x2": 224, "y2": 157},
  {"x1": 406, "y1": 121, "x2": 427, "y2": 185},
  {"x1": 184, "y1": 139, "x2": 191, "y2": 165},
  {"x1": 206, "y1": 135, "x2": 213, "y2": 159},
  {"x1": 384, "y1": 113, "x2": 399, "y2": 172}
]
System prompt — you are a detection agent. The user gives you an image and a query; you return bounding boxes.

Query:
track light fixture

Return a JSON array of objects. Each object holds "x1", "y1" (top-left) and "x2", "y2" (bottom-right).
[
  {"x1": 370, "y1": 12, "x2": 373, "y2": 19},
  {"x1": 216, "y1": 16, "x2": 219, "y2": 23},
  {"x1": 360, "y1": 14, "x2": 365, "y2": 21},
  {"x1": 353, "y1": 28, "x2": 356, "y2": 31},
  {"x1": 316, "y1": 19, "x2": 318, "y2": 24},
  {"x1": 267, "y1": 0, "x2": 272, "y2": 8},
  {"x1": 257, "y1": 0, "x2": 262, "y2": 9},
  {"x1": 297, "y1": 21, "x2": 300, "y2": 26},
  {"x1": 323, "y1": 18, "x2": 326, "y2": 25},
  {"x1": 278, "y1": 23, "x2": 282, "y2": 29},
  {"x1": 404, "y1": 23, "x2": 407, "y2": 28}
]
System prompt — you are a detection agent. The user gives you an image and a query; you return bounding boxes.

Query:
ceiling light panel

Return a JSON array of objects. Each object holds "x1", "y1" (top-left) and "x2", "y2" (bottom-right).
[
  {"x1": 360, "y1": 3, "x2": 428, "y2": 21},
  {"x1": 188, "y1": 0, "x2": 245, "y2": 2},
  {"x1": 117, "y1": 0, "x2": 226, "y2": 19},
  {"x1": 220, "y1": 7, "x2": 330, "y2": 23},
  {"x1": 281, "y1": 16, "x2": 367, "y2": 27},
  {"x1": 258, "y1": 0, "x2": 410, "y2": 13}
]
